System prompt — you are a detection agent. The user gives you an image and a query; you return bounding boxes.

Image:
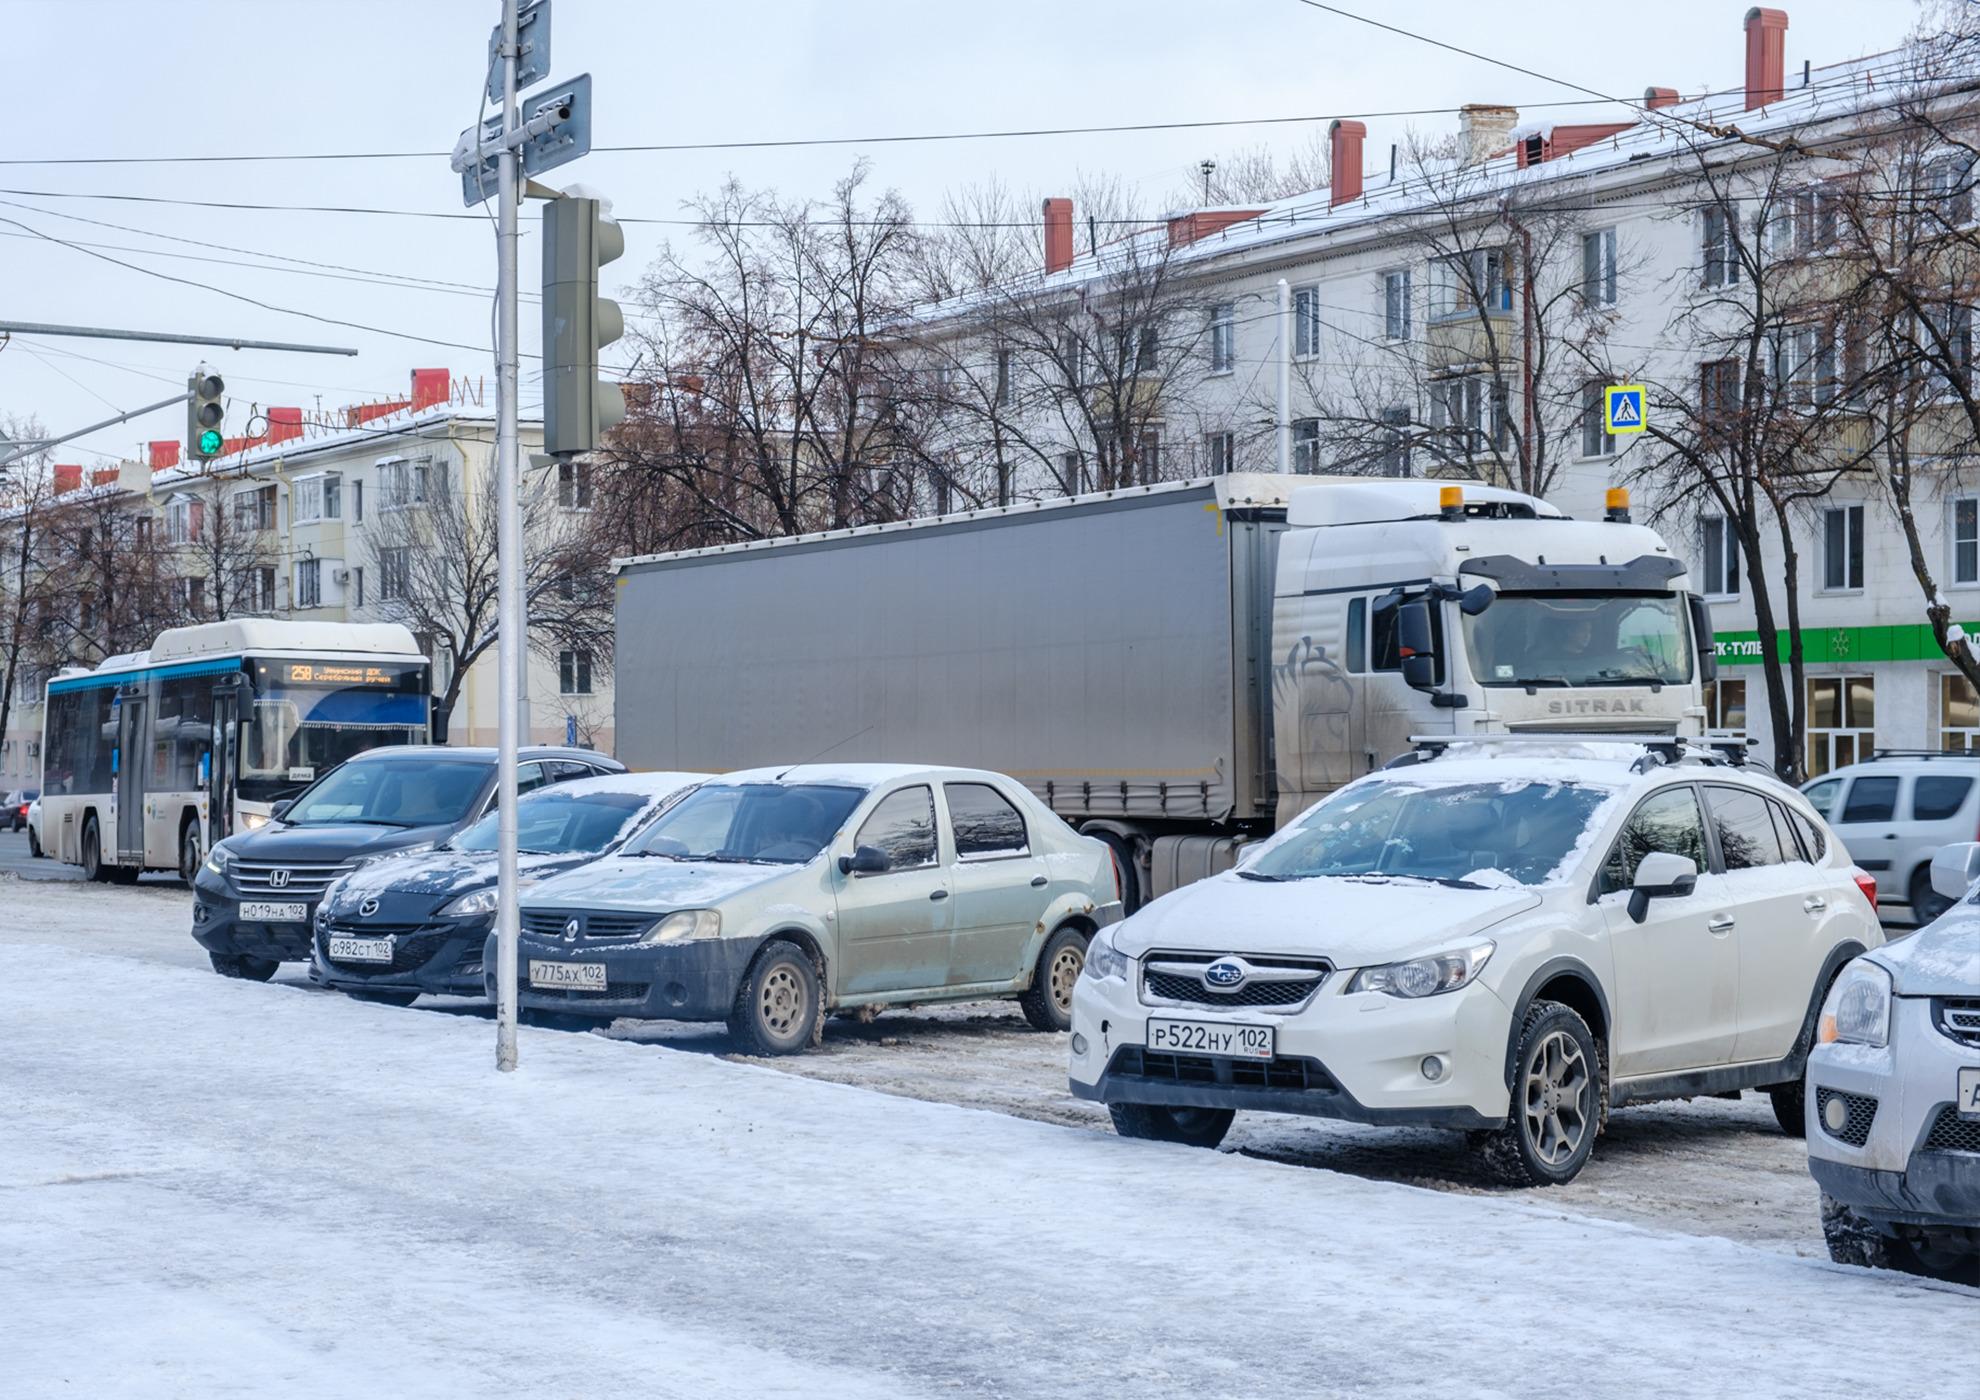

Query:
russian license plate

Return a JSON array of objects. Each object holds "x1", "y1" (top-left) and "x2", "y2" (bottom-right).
[
  {"x1": 530, "y1": 960, "x2": 606, "y2": 991},
  {"x1": 1959, "y1": 1067, "x2": 1980, "y2": 1120},
  {"x1": 240, "y1": 901, "x2": 307, "y2": 923},
  {"x1": 1146, "y1": 1017, "x2": 1275, "y2": 1060},
  {"x1": 328, "y1": 936, "x2": 393, "y2": 964}
]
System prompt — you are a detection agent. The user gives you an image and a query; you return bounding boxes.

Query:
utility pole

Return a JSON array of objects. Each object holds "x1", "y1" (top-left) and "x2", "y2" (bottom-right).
[{"x1": 493, "y1": 0, "x2": 523, "y2": 1073}]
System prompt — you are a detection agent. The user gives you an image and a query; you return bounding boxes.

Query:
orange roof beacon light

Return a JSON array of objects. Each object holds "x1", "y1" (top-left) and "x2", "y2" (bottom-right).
[
  {"x1": 1439, "y1": 485, "x2": 1465, "y2": 521},
  {"x1": 1605, "y1": 486, "x2": 1632, "y2": 524}
]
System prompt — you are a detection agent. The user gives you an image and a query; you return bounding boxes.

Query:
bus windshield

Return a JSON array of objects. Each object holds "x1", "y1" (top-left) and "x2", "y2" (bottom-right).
[
  {"x1": 242, "y1": 657, "x2": 430, "y2": 791},
  {"x1": 1462, "y1": 593, "x2": 1692, "y2": 689}
]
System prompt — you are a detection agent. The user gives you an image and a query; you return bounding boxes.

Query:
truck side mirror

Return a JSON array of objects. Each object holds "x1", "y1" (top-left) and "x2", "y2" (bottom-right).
[
  {"x1": 838, "y1": 844, "x2": 891, "y2": 876},
  {"x1": 1688, "y1": 594, "x2": 1718, "y2": 683},
  {"x1": 1401, "y1": 655, "x2": 1437, "y2": 690},
  {"x1": 1398, "y1": 600, "x2": 1437, "y2": 693},
  {"x1": 1627, "y1": 851, "x2": 1698, "y2": 923},
  {"x1": 1930, "y1": 842, "x2": 1980, "y2": 902}
]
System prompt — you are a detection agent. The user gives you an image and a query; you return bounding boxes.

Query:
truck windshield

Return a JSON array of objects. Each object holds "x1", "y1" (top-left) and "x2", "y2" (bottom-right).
[
  {"x1": 283, "y1": 757, "x2": 486, "y2": 829},
  {"x1": 1462, "y1": 593, "x2": 1691, "y2": 688},
  {"x1": 242, "y1": 658, "x2": 430, "y2": 790},
  {"x1": 627, "y1": 782, "x2": 867, "y2": 864},
  {"x1": 1244, "y1": 779, "x2": 1617, "y2": 887}
]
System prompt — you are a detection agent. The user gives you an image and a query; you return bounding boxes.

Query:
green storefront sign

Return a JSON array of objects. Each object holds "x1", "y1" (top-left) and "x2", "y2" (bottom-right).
[{"x1": 1712, "y1": 622, "x2": 1979, "y2": 666}]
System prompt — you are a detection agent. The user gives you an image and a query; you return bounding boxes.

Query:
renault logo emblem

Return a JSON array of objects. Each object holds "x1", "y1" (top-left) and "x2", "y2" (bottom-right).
[
  {"x1": 358, "y1": 896, "x2": 380, "y2": 918},
  {"x1": 268, "y1": 869, "x2": 292, "y2": 889},
  {"x1": 563, "y1": 918, "x2": 581, "y2": 942}
]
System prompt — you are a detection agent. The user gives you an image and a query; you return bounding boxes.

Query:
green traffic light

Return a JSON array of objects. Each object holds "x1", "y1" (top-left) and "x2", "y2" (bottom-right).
[{"x1": 198, "y1": 428, "x2": 224, "y2": 456}]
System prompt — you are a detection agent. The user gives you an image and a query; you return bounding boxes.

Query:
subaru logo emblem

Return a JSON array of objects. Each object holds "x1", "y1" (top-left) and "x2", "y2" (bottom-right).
[
  {"x1": 358, "y1": 896, "x2": 380, "y2": 919},
  {"x1": 563, "y1": 918, "x2": 581, "y2": 942},
  {"x1": 268, "y1": 868, "x2": 292, "y2": 889},
  {"x1": 1204, "y1": 958, "x2": 1246, "y2": 989}
]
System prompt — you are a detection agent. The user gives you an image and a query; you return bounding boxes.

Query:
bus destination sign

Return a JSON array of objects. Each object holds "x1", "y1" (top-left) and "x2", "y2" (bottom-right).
[{"x1": 285, "y1": 663, "x2": 405, "y2": 687}]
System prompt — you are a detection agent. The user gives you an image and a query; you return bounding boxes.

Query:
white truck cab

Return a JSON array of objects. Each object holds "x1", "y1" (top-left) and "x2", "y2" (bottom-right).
[{"x1": 1271, "y1": 480, "x2": 1713, "y2": 823}]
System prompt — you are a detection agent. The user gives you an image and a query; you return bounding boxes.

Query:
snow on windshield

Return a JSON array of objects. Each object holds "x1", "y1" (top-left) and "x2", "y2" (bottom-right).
[{"x1": 1247, "y1": 777, "x2": 1623, "y2": 888}]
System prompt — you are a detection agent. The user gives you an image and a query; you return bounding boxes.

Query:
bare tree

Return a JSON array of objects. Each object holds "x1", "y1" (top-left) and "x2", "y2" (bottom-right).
[
  {"x1": 173, "y1": 470, "x2": 279, "y2": 620},
  {"x1": 0, "y1": 420, "x2": 60, "y2": 767},
  {"x1": 32, "y1": 481, "x2": 180, "y2": 673},
  {"x1": 1167, "y1": 130, "x2": 1333, "y2": 208}
]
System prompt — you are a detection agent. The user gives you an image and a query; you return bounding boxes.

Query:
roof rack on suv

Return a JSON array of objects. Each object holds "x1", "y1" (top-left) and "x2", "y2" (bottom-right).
[
  {"x1": 1392, "y1": 732, "x2": 1755, "y2": 775},
  {"x1": 1869, "y1": 748, "x2": 1977, "y2": 760}
]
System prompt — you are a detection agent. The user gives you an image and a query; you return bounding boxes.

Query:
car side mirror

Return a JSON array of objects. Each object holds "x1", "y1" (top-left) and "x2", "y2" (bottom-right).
[
  {"x1": 1930, "y1": 842, "x2": 1980, "y2": 902},
  {"x1": 270, "y1": 799, "x2": 294, "y2": 821},
  {"x1": 838, "y1": 844, "x2": 891, "y2": 876},
  {"x1": 1627, "y1": 851, "x2": 1698, "y2": 924}
]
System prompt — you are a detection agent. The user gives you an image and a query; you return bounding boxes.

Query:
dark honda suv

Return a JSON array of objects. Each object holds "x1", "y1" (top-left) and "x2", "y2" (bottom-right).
[{"x1": 191, "y1": 745, "x2": 622, "y2": 981}]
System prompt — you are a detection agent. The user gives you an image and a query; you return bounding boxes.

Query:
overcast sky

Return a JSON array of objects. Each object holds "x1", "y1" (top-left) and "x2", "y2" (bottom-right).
[{"x1": 5, "y1": 0, "x2": 1923, "y2": 466}]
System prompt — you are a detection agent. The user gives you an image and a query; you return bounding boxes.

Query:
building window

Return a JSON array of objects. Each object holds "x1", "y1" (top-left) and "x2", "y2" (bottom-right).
[
  {"x1": 1701, "y1": 515, "x2": 1740, "y2": 597},
  {"x1": 293, "y1": 473, "x2": 341, "y2": 524},
  {"x1": 379, "y1": 546, "x2": 411, "y2": 602},
  {"x1": 241, "y1": 565, "x2": 275, "y2": 613},
  {"x1": 182, "y1": 575, "x2": 206, "y2": 615},
  {"x1": 1700, "y1": 357, "x2": 1741, "y2": 430},
  {"x1": 230, "y1": 485, "x2": 275, "y2": 533},
  {"x1": 1944, "y1": 673, "x2": 1980, "y2": 750},
  {"x1": 1703, "y1": 204, "x2": 1741, "y2": 288},
  {"x1": 1922, "y1": 150, "x2": 1976, "y2": 230},
  {"x1": 559, "y1": 649, "x2": 593, "y2": 695},
  {"x1": 1954, "y1": 498, "x2": 1980, "y2": 586},
  {"x1": 350, "y1": 566, "x2": 364, "y2": 609},
  {"x1": 1822, "y1": 504, "x2": 1865, "y2": 591},
  {"x1": 1921, "y1": 302, "x2": 1975, "y2": 398},
  {"x1": 1767, "y1": 185, "x2": 1840, "y2": 257},
  {"x1": 1581, "y1": 228, "x2": 1618, "y2": 307},
  {"x1": 1580, "y1": 380, "x2": 1616, "y2": 458},
  {"x1": 1205, "y1": 430, "x2": 1235, "y2": 475},
  {"x1": 378, "y1": 457, "x2": 432, "y2": 509},
  {"x1": 1292, "y1": 418, "x2": 1321, "y2": 474},
  {"x1": 1706, "y1": 677, "x2": 1747, "y2": 736},
  {"x1": 1378, "y1": 407, "x2": 1411, "y2": 477},
  {"x1": 1058, "y1": 450, "x2": 1082, "y2": 493},
  {"x1": 1430, "y1": 249, "x2": 1511, "y2": 320},
  {"x1": 1430, "y1": 374, "x2": 1508, "y2": 457},
  {"x1": 557, "y1": 460, "x2": 593, "y2": 510},
  {"x1": 164, "y1": 497, "x2": 195, "y2": 545},
  {"x1": 1208, "y1": 303, "x2": 1234, "y2": 373},
  {"x1": 351, "y1": 480, "x2": 364, "y2": 523},
  {"x1": 1770, "y1": 322, "x2": 1839, "y2": 406},
  {"x1": 295, "y1": 559, "x2": 321, "y2": 609},
  {"x1": 1293, "y1": 286, "x2": 1321, "y2": 358},
  {"x1": 994, "y1": 347, "x2": 1013, "y2": 406},
  {"x1": 1806, "y1": 675, "x2": 1874, "y2": 777},
  {"x1": 1383, "y1": 269, "x2": 1412, "y2": 340},
  {"x1": 1134, "y1": 430, "x2": 1161, "y2": 486}
]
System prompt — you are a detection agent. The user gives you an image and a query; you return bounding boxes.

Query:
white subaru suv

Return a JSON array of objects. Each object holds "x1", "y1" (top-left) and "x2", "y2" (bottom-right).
[
  {"x1": 1070, "y1": 738, "x2": 1882, "y2": 1186},
  {"x1": 1805, "y1": 843, "x2": 1980, "y2": 1285}
]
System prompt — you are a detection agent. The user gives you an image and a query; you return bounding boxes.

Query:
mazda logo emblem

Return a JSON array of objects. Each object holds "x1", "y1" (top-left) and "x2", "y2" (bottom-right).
[
  {"x1": 358, "y1": 896, "x2": 380, "y2": 918},
  {"x1": 268, "y1": 869, "x2": 292, "y2": 889},
  {"x1": 1204, "y1": 958, "x2": 1246, "y2": 989},
  {"x1": 563, "y1": 918, "x2": 581, "y2": 942}
]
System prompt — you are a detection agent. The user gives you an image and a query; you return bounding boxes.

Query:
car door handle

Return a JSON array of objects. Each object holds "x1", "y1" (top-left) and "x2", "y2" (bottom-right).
[
  {"x1": 1803, "y1": 896, "x2": 1828, "y2": 914},
  {"x1": 1883, "y1": 833, "x2": 1899, "y2": 840},
  {"x1": 1707, "y1": 914, "x2": 1736, "y2": 933},
  {"x1": 929, "y1": 889, "x2": 949, "y2": 901},
  {"x1": 1030, "y1": 875, "x2": 1048, "y2": 887}
]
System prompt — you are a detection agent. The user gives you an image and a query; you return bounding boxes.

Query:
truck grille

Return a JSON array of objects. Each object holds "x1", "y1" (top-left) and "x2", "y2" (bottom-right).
[
  {"x1": 1139, "y1": 951, "x2": 1330, "y2": 1012},
  {"x1": 1113, "y1": 1045, "x2": 1334, "y2": 1093},
  {"x1": 1935, "y1": 999, "x2": 1980, "y2": 1049},
  {"x1": 521, "y1": 910, "x2": 656, "y2": 941},
  {"x1": 1923, "y1": 1105, "x2": 1980, "y2": 1155},
  {"x1": 1815, "y1": 1087, "x2": 1878, "y2": 1147},
  {"x1": 235, "y1": 860, "x2": 356, "y2": 897}
]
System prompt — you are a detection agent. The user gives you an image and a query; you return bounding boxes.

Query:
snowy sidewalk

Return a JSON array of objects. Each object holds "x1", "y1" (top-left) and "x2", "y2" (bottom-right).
[{"x1": 3, "y1": 944, "x2": 1969, "y2": 1399}]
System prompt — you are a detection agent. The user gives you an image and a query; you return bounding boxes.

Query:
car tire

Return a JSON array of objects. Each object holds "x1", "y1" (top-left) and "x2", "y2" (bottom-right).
[
  {"x1": 178, "y1": 820, "x2": 202, "y2": 886},
  {"x1": 1766, "y1": 1079, "x2": 1807, "y2": 1138},
  {"x1": 1474, "y1": 999, "x2": 1604, "y2": 1188},
  {"x1": 344, "y1": 987, "x2": 420, "y2": 1008},
  {"x1": 1019, "y1": 924, "x2": 1088, "y2": 1033},
  {"x1": 727, "y1": 940, "x2": 821, "y2": 1056},
  {"x1": 1909, "y1": 865, "x2": 1955, "y2": 926},
  {"x1": 1822, "y1": 1192, "x2": 1980, "y2": 1283},
  {"x1": 209, "y1": 951, "x2": 279, "y2": 982},
  {"x1": 80, "y1": 817, "x2": 108, "y2": 882},
  {"x1": 1108, "y1": 1102, "x2": 1236, "y2": 1149}
]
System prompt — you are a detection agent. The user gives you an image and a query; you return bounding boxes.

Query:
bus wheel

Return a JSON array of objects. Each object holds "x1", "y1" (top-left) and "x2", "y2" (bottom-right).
[
  {"x1": 81, "y1": 818, "x2": 109, "y2": 883},
  {"x1": 178, "y1": 820, "x2": 203, "y2": 885}
]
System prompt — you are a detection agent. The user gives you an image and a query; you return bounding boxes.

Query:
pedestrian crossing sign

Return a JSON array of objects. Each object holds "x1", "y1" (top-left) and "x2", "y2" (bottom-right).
[{"x1": 1604, "y1": 384, "x2": 1647, "y2": 435}]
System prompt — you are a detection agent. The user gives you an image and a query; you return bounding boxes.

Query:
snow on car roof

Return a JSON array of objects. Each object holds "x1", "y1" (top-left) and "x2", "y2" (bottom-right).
[
  {"x1": 711, "y1": 762, "x2": 1007, "y2": 787},
  {"x1": 534, "y1": 771, "x2": 712, "y2": 801}
]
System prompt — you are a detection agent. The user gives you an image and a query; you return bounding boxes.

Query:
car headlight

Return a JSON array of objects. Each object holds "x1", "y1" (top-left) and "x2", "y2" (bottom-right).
[
  {"x1": 239, "y1": 811, "x2": 270, "y2": 832},
  {"x1": 1082, "y1": 927, "x2": 1130, "y2": 982},
  {"x1": 1819, "y1": 960, "x2": 1891, "y2": 1048},
  {"x1": 1348, "y1": 942, "x2": 1495, "y2": 998},
  {"x1": 203, "y1": 843, "x2": 235, "y2": 877},
  {"x1": 441, "y1": 887, "x2": 500, "y2": 919},
  {"x1": 638, "y1": 909, "x2": 722, "y2": 944}
]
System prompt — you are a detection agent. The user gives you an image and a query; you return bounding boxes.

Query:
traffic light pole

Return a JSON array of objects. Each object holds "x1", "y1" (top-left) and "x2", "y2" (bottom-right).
[
  {"x1": 0, "y1": 389, "x2": 187, "y2": 471},
  {"x1": 493, "y1": 0, "x2": 524, "y2": 1073}
]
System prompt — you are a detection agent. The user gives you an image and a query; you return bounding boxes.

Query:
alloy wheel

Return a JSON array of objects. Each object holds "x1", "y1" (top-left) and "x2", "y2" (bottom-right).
[{"x1": 1521, "y1": 1029, "x2": 1592, "y2": 1168}]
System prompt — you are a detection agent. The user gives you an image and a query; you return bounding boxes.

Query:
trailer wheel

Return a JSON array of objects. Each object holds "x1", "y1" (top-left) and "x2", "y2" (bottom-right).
[{"x1": 1092, "y1": 831, "x2": 1142, "y2": 915}]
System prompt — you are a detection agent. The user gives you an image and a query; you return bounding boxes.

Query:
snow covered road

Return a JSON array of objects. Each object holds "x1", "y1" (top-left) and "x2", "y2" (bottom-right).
[{"x1": 4, "y1": 918, "x2": 1974, "y2": 1397}]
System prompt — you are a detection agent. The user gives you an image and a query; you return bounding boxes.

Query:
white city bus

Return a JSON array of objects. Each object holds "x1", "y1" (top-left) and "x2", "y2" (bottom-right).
[{"x1": 39, "y1": 620, "x2": 432, "y2": 882}]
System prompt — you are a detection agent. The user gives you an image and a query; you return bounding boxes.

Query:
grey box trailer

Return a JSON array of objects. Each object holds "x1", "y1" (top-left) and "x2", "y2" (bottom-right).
[{"x1": 611, "y1": 475, "x2": 1298, "y2": 908}]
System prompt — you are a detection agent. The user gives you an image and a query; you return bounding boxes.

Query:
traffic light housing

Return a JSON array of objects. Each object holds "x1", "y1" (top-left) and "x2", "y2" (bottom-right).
[
  {"x1": 188, "y1": 370, "x2": 225, "y2": 461},
  {"x1": 541, "y1": 195, "x2": 625, "y2": 456}
]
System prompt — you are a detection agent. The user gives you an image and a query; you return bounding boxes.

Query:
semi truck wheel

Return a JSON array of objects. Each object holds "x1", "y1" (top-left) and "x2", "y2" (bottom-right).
[{"x1": 1092, "y1": 832, "x2": 1142, "y2": 914}]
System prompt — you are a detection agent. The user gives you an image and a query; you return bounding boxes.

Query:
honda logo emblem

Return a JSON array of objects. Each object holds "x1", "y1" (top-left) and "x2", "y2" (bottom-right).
[{"x1": 268, "y1": 869, "x2": 292, "y2": 889}]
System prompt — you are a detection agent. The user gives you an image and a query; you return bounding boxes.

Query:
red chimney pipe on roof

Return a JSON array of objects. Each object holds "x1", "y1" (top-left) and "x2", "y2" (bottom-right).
[
  {"x1": 147, "y1": 440, "x2": 180, "y2": 472},
  {"x1": 266, "y1": 407, "x2": 303, "y2": 446},
  {"x1": 53, "y1": 463, "x2": 82, "y2": 495},
  {"x1": 410, "y1": 368, "x2": 449, "y2": 412},
  {"x1": 1329, "y1": 120, "x2": 1366, "y2": 207},
  {"x1": 1744, "y1": 7, "x2": 1789, "y2": 110},
  {"x1": 1644, "y1": 86, "x2": 1681, "y2": 109},
  {"x1": 1042, "y1": 197, "x2": 1074, "y2": 275}
]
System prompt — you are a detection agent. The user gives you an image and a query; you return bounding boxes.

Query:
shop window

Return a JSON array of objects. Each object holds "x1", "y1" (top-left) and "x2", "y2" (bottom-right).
[
  {"x1": 1805, "y1": 675, "x2": 1874, "y2": 777},
  {"x1": 1942, "y1": 673, "x2": 1980, "y2": 751}
]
